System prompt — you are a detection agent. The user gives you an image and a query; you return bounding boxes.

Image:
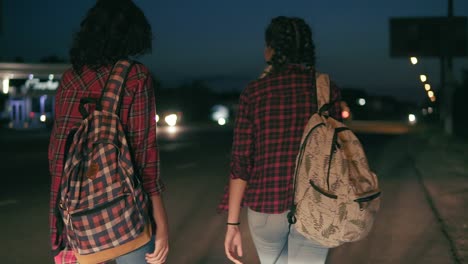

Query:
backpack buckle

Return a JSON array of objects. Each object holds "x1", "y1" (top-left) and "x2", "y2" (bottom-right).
[{"x1": 287, "y1": 205, "x2": 297, "y2": 224}]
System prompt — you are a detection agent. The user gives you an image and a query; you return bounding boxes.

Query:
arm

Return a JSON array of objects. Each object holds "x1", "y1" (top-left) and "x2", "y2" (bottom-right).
[
  {"x1": 225, "y1": 87, "x2": 254, "y2": 264},
  {"x1": 228, "y1": 87, "x2": 254, "y2": 220},
  {"x1": 127, "y1": 72, "x2": 165, "y2": 196},
  {"x1": 146, "y1": 194, "x2": 169, "y2": 263},
  {"x1": 227, "y1": 179, "x2": 248, "y2": 224},
  {"x1": 126, "y1": 68, "x2": 168, "y2": 263},
  {"x1": 48, "y1": 81, "x2": 65, "y2": 255}
]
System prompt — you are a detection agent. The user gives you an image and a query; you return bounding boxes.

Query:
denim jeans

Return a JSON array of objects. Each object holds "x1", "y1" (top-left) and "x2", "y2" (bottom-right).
[
  {"x1": 247, "y1": 208, "x2": 329, "y2": 264},
  {"x1": 115, "y1": 236, "x2": 155, "y2": 264}
]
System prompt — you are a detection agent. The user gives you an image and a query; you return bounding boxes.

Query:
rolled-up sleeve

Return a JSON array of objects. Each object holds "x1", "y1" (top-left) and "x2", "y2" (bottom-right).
[
  {"x1": 230, "y1": 86, "x2": 254, "y2": 181},
  {"x1": 128, "y1": 74, "x2": 165, "y2": 195}
]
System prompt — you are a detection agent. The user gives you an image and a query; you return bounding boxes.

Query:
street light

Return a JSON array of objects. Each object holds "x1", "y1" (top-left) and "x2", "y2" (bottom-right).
[
  {"x1": 420, "y1": 75, "x2": 427, "y2": 83},
  {"x1": 357, "y1": 98, "x2": 366, "y2": 106},
  {"x1": 2, "y1": 78, "x2": 9, "y2": 94},
  {"x1": 428, "y1": 91, "x2": 434, "y2": 98},
  {"x1": 424, "y1": 84, "x2": 431, "y2": 91},
  {"x1": 410, "y1": 57, "x2": 418, "y2": 65}
]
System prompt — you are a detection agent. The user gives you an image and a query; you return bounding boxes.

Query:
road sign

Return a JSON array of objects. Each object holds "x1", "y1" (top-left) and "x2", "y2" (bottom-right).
[
  {"x1": 0, "y1": 0, "x2": 3, "y2": 35},
  {"x1": 390, "y1": 16, "x2": 467, "y2": 57}
]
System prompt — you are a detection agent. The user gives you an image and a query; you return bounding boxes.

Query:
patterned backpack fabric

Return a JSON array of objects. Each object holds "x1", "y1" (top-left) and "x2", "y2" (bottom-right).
[
  {"x1": 58, "y1": 60, "x2": 148, "y2": 256},
  {"x1": 287, "y1": 73, "x2": 381, "y2": 248}
]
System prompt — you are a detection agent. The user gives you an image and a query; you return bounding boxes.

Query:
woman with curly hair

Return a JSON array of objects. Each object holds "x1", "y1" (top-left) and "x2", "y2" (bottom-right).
[
  {"x1": 219, "y1": 16, "x2": 343, "y2": 264},
  {"x1": 48, "y1": 0, "x2": 168, "y2": 263}
]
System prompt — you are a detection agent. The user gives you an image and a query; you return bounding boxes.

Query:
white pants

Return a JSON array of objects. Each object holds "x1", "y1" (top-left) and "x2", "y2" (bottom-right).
[{"x1": 248, "y1": 208, "x2": 329, "y2": 264}]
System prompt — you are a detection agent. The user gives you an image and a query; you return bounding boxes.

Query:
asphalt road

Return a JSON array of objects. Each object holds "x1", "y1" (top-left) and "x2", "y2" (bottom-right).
[{"x1": 0, "y1": 125, "x2": 456, "y2": 264}]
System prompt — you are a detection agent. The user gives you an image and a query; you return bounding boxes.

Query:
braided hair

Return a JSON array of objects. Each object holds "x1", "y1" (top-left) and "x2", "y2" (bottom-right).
[{"x1": 264, "y1": 16, "x2": 316, "y2": 73}]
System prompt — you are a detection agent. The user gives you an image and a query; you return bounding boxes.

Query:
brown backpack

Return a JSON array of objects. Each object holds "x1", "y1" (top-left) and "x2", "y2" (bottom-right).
[{"x1": 287, "y1": 73, "x2": 381, "y2": 248}]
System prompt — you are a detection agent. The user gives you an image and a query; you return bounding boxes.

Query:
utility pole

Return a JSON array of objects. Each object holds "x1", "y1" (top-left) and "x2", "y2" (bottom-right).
[
  {"x1": 441, "y1": 0, "x2": 455, "y2": 135},
  {"x1": 0, "y1": 0, "x2": 3, "y2": 61},
  {"x1": 0, "y1": 0, "x2": 2, "y2": 35}
]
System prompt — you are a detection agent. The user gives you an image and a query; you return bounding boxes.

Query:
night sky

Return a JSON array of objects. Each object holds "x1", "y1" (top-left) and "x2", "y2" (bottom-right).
[{"x1": 1, "y1": 0, "x2": 468, "y2": 103}]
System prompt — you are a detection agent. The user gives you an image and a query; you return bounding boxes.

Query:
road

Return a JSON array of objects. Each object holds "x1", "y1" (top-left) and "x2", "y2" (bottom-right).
[{"x1": 0, "y1": 124, "x2": 457, "y2": 264}]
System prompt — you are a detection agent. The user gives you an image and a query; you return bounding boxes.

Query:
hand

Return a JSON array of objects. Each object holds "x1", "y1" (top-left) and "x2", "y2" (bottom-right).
[
  {"x1": 224, "y1": 225, "x2": 243, "y2": 264},
  {"x1": 145, "y1": 229, "x2": 169, "y2": 264}
]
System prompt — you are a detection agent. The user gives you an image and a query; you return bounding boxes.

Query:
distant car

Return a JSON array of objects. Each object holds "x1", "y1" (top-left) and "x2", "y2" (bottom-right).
[
  {"x1": 156, "y1": 110, "x2": 183, "y2": 127},
  {"x1": 29, "y1": 111, "x2": 54, "y2": 129}
]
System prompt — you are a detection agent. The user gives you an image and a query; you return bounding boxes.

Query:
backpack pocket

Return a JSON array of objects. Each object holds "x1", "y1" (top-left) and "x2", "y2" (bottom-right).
[
  {"x1": 342, "y1": 194, "x2": 381, "y2": 242},
  {"x1": 68, "y1": 192, "x2": 146, "y2": 254}
]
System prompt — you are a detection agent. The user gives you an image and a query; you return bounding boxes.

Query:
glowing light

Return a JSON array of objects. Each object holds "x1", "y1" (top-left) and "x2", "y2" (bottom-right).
[
  {"x1": 428, "y1": 107, "x2": 433, "y2": 114},
  {"x1": 408, "y1": 114, "x2": 417, "y2": 125},
  {"x1": 40, "y1": 115, "x2": 47, "y2": 122},
  {"x1": 428, "y1": 91, "x2": 434, "y2": 98},
  {"x1": 342, "y1": 110, "x2": 350, "y2": 119},
  {"x1": 424, "y1": 84, "x2": 431, "y2": 91},
  {"x1": 211, "y1": 105, "x2": 230, "y2": 121},
  {"x1": 28, "y1": 74, "x2": 34, "y2": 80},
  {"x1": 218, "y1": 118, "x2": 226, "y2": 126},
  {"x1": 420, "y1": 75, "x2": 427, "y2": 83},
  {"x1": 2, "y1": 78, "x2": 9, "y2": 94},
  {"x1": 49, "y1": 74, "x2": 54, "y2": 81},
  {"x1": 164, "y1": 114, "x2": 178, "y2": 127},
  {"x1": 430, "y1": 96, "x2": 436, "y2": 102},
  {"x1": 168, "y1": 126, "x2": 177, "y2": 134},
  {"x1": 410, "y1": 57, "x2": 418, "y2": 65},
  {"x1": 357, "y1": 98, "x2": 366, "y2": 106},
  {"x1": 155, "y1": 114, "x2": 160, "y2": 123}
]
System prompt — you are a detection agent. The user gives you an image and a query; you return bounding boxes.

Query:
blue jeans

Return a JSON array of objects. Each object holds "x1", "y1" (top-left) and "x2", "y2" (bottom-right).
[
  {"x1": 115, "y1": 236, "x2": 155, "y2": 264},
  {"x1": 247, "y1": 209, "x2": 329, "y2": 264}
]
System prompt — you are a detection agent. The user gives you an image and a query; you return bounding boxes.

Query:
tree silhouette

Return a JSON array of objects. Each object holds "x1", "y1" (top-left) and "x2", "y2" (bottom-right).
[{"x1": 40, "y1": 55, "x2": 66, "y2": 63}]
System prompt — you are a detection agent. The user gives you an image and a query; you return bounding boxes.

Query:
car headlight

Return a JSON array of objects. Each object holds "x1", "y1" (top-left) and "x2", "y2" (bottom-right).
[
  {"x1": 408, "y1": 114, "x2": 417, "y2": 125},
  {"x1": 164, "y1": 114, "x2": 178, "y2": 127}
]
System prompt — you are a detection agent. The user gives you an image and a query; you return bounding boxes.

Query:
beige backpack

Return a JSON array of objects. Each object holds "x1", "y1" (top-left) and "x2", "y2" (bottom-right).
[{"x1": 287, "y1": 73, "x2": 381, "y2": 248}]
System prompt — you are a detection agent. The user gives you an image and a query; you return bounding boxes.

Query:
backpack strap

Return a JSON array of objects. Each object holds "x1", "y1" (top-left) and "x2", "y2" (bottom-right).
[
  {"x1": 315, "y1": 73, "x2": 331, "y2": 115},
  {"x1": 97, "y1": 60, "x2": 134, "y2": 114}
]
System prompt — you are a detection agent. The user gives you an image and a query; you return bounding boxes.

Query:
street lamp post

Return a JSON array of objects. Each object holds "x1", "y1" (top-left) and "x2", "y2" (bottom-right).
[{"x1": 440, "y1": 0, "x2": 455, "y2": 135}]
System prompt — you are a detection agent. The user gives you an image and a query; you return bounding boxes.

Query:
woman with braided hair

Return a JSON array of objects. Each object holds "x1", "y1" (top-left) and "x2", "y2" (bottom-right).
[{"x1": 219, "y1": 16, "x2": 343, "y2": 264}]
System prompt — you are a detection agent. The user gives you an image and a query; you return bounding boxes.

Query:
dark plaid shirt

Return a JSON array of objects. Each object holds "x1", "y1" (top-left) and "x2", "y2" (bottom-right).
[
  {"x1": 48, "y1": 63, "x2": 165, "y2": 258},
  {"x1": 219, "y1": 64, "x2": 342, "y2": 214}
]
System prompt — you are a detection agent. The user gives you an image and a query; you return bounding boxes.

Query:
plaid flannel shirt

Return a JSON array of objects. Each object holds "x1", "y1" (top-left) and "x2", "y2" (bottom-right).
[
  {"x1": 218, "y1": 64, "x2": 342, "y2": 214},
  {"x1": 48, "y1": 62, "x2": 165, "y2": 261}
]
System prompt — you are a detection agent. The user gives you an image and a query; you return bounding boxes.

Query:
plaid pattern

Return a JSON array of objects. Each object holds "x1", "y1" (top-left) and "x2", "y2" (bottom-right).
[
  {"x1": 60, "y1": 60, "x2": 147, "y2": 254},
  {"x1": 54, "y1": 248, "x2": 78, "y2": 264},
  {"x1": 54, "y1": 248, "x2": 107, "y2": 264},
  {"x1": 218, "y1": 64, "x2": 342, "y2": 214},
  {"x1": 49, "y1": 61, "x2": 164, "y2": 259}
]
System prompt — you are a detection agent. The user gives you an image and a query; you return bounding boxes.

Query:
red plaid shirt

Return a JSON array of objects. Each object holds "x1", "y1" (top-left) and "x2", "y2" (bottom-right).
[
  {"x1": 48, "y1": 62, "x2": 165, "y2": 261},
  {"x1": 218, "y1": 64, "x2": 342, "y2": 214}
]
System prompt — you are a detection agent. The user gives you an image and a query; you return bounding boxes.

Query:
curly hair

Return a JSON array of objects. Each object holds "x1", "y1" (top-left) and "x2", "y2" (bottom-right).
[
  {"x1": 70, "y1": 0, "x2": 152, "y2": 73},
  {"x1": 265, "y1": 16, "x2": 316, "y2": 72}
]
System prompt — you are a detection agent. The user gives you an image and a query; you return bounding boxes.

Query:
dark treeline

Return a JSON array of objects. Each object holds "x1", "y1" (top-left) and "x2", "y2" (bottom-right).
[
  {"x1": 153, "y1": 77, "x2": 426, "y2": 125},
  {"x1": 155, "y1": 79, "x2": 239, "y2": 124}
]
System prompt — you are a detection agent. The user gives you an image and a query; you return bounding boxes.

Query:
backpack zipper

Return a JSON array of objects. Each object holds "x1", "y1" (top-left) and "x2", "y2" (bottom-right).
[
  {"x1": 326, "y1": 130, "x2": 338, "y2": 190},
  {"x1": 309, "y1": 179, "x2": 338, "y2": 199},
  {"x1": 71, "y1": 194, "x2": 128, "y2": 217}
]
